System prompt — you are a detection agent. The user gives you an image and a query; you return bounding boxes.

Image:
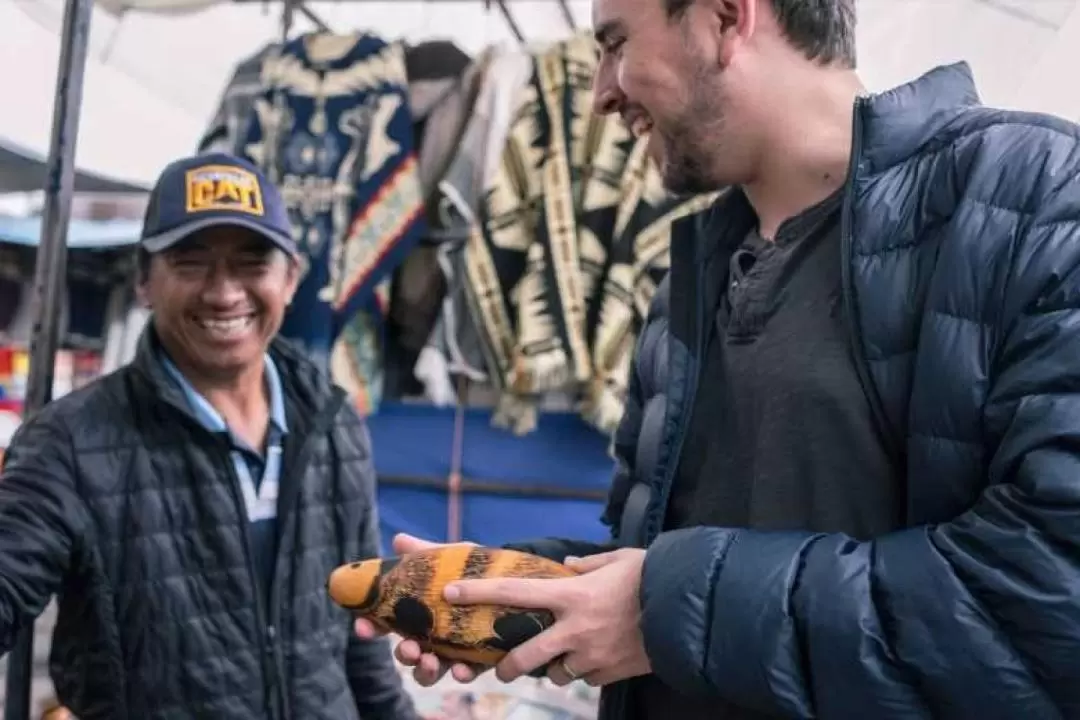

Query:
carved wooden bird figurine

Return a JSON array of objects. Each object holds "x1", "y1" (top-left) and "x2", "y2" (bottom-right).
[{"x1": 327, "y1": 544, "x2": 577, "y2": 666}]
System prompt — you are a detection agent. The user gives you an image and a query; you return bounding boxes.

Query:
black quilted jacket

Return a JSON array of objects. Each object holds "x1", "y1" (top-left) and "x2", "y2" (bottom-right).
[{"x1": 0, "y1": 328, "x2": 418, "y2": 720}]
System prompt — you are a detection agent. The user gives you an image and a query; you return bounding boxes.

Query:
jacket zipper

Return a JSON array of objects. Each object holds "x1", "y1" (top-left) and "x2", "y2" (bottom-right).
[
  {"x1": 839, "y1": 96, "x2": 903, "y2": 466},
  {"x1": 645, "y1": 247, "x2": 709, "y2": 545},
  {"x1": 217, "y1": 437, "x2": 279, "y2": 719},
  {"x1": 264, "y1": 389, "x2": 346, "y2": 720}
]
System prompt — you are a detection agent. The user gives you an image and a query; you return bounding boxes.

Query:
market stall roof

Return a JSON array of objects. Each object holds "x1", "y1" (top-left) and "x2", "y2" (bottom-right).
[
  {"x1": 3, "y1": 0, "x2": 1080, "y2": 189},
  {"x1": 0, "y1": 136, "x2": 147, "y2": 194},
  {"x1": 0, "y1": 215, "x2": 141, "y2": 250},
  {"x1": 1, "y1": 0, "x2": 589, "y2": 188}
]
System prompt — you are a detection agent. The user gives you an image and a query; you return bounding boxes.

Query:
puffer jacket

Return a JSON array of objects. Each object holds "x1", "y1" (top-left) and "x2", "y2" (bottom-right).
[
  {"x1": 0, "y1": 328, "x2": 418, "y2": 720},
  {"x1": 514, "y1": 61, "x2": 1080, "y2": 719}
]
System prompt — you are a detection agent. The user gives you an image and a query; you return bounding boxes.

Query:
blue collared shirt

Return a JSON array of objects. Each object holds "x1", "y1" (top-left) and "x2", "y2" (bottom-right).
[{"x1": 160, "y1": 351, "x2": 288, "y2": 605}]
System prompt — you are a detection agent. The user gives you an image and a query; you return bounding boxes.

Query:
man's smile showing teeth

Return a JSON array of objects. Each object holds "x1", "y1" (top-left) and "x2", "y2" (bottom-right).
[{"x1": 196, "y1": 315, "x2": 255, "y2": 340}]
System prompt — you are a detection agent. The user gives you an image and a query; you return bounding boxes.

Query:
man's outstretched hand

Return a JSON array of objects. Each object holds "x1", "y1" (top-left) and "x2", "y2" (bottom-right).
[{"x1": 353, "y1": 533, "x2": 484, "y2": 687}]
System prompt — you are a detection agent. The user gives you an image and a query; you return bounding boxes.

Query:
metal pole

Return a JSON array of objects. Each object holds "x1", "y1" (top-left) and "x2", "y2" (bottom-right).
[{"x1": 4, "y1": 0, "x2": 94, "y2": 717}]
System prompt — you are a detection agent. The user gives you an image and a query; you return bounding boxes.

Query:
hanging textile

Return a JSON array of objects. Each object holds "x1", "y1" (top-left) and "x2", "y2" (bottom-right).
[
  {"x1": 414, "y1": 45, "x2": 536, "y2": 406},
  {"x1": 383, "y1": 45, "x2": 491, "y2": 399},
  {"x1": 404, "y1": 40, "x2": 475, "y2": 196},
  {"x1": 242, "y1": 31, "x2": 426, "y2": 414},
  {"x1": 460, "y1": 33, "x2": 721, "y2": 435},
  {"x1": 581, "y1": 142, "x2": 720, "y2": 432},
  {"x1": 199, "y1": 39, "x2": 475, "y2": 195},
  {"x1": 198, "y1": 43, "x2": 281, "y2": 156}
]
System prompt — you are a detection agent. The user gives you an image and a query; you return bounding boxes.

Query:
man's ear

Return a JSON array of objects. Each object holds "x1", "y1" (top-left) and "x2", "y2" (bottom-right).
[
  {"x1": 709, "y1": 0, "x2": 757, "y2": 67},
  {"x1": 135, "y1": 281, "x2": 151, "y2": 309},
  {"x1": 284, "y1": 253, "x2": 303, "y2": 306}
]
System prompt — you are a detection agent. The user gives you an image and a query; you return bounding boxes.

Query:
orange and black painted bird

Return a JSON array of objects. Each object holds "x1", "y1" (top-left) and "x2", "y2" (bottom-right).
[{"x1": 327, "y1": 545, "x2": 577, "y2": 666}]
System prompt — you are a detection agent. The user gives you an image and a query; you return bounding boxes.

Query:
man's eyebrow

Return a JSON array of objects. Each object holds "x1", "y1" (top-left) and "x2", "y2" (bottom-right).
[
  {"x1": 238, "y1": 239, "x2": 274, "y2": 254},
  {"x1": 594, "y1": 20, "x2": 625, "y2": 46}
]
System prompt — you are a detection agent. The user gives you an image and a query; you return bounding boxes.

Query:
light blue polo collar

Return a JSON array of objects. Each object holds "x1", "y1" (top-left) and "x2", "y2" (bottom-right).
[{"x1": 159, "y1": 351, "x2": 288, "y2": 448}]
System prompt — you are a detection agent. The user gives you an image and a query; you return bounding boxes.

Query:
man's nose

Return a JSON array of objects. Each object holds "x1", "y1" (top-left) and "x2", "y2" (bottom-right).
[
  {"x1": 592, "y1": 65, "x2": 623, "y2": 116},
  {"x1": 201, "y1": 267, "x2": 246, "y2": 305}
]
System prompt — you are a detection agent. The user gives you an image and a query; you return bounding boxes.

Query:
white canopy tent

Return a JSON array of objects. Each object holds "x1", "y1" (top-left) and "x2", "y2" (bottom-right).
[
  {"x1": 2, "y1": 0, "x2": 1080, "y2": 188},
  {"x1": 0, "y1": 0, "x2": 591, "y2": 188},
  {"x1": 2, "y1": 0, "x2": 1080, "y2": 717}
]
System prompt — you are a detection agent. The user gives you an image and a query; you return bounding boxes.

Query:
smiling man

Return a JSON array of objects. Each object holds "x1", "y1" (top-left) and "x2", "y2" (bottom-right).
[
  {"x1": 0, "y1": 153, "x2": 418, "y2": 720},
  {"x1": 368, "y1": 0, "x2": 1080, "y2": 718}
]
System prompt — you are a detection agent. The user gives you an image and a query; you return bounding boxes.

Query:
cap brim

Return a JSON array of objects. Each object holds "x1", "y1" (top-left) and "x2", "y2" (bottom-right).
[{"x1": 141, "y1": 216, "x2": 297, "y2": 256}]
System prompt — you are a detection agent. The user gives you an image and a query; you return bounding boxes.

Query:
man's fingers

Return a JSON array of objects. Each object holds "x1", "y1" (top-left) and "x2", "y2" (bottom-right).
[
  {"x1": 394, "y1": 638, "x2": 424, "y2": 665},
  {"x1": 353, "y1": 618, "x2": 384, "y2": 639},
  {"x1": 450, "y1": 662, "x2": 481, "y2": 683},
  {"x1": 495, "y1": 626, "x2": 571, "y2": 683},
  {"x1": 391, "y1": 533, "x2": 444, "y2": 554},
  {"x1": 564, "y1": 550, "x2": 623, "y2": 574},
  {"x1": 391, "y1": 533, "x2": 478, "y2": 555},
  {"x1": 413, "y1": 652, "x2": 449, "y2": 687},
  {"x1": 394, "y1": 634, "x2": 484, "y2": 685},
  {"x1": 545, "y1": 655, "x2": 579, "y2": 687},
  {"x1": 444, "y1": 576, "x2": 565, "y2": 610}
]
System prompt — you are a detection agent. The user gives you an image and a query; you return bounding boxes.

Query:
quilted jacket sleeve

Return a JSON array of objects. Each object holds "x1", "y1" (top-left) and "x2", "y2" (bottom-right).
[
  {"x1": 343, "y1": 416, "x2": 421, "y2": 720},
  {"x1": 638, "y1": 179, "x2": 1080, "y2": 717},
  {"x1": 0, "y1": 412, "x2": 85, "y2": 654}
]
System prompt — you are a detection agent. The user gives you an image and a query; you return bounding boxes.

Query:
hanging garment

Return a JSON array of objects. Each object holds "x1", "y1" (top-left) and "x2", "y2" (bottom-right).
[
  {"x1": 403, "y1": 40, "x2": 474, "y2": 197},
  {"x1": 460, "y1": 34, "x2": 720, "y2": 435},
  {"x1": 413, "y1": 46, "x2": 535, "y2": 406},
  {"x1": 463, "y1": 33, "x2": 609, "y2": 432},
  {"x1": 581, "y1": 142, "x2": 719, "y2": 432},
  {"x1": 198, "y1": 43, "x2": 281, "y2": 156},
  {"x1": 383, "y1": 46, "x2": 490, "y2": 400},
  {"x1": 242, "y1": 31, "x2": 426, "y2": 415},
  {"x1": 200, "y1": 40, "x2": 472, "y2": 189}
]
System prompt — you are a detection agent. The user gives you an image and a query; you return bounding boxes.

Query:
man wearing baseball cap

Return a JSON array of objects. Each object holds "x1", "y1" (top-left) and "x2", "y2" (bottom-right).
[{"x1": 0, "y1": 153, "x2": 418, "y2": 720}]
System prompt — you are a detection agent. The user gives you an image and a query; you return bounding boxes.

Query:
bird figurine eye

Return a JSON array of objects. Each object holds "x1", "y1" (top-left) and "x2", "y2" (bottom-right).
[{"x1": 327, "y1": 558, "x2": 384, "y2": 611}]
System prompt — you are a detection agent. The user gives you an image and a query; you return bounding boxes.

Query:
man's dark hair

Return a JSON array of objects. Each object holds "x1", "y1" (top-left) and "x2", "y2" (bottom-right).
[{"x1": 665, "y1": 0, "x2": 857, "y2": 69}]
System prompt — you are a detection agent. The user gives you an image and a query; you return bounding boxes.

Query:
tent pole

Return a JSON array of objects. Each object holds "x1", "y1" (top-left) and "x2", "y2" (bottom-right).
[
  {"x1": 493, "y1": 0, "x2": 526, "y2": 42},
  {"x1": 297, "y1": 4, "x2": 330, "y2": 32},
  {"x1": 555, "y1": 0, "x2": 577, "y2": 30},
  {"x1": 280, "y1": 0, "x2": 294, "y2": 41},
  {"x1": 3, "y1": 0, "x2": 94, "y2": 717}
]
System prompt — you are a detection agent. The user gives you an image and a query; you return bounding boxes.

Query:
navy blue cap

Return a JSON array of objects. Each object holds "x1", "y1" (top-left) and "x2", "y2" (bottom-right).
[{"x1": 140, "y1": 152, "x2": 297, "y2": 256}]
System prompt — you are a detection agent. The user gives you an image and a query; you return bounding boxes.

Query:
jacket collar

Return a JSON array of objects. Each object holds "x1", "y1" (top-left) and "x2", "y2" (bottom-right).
[
  {"x1": 130, "y1": 321, "x2": 343, "y2": 429},
  {"x1": 856, "y1": 62, "x2": 982, "y2": 175},
  {"x1": 679, "y1": 63, "x2": 983, "y2": 268}
]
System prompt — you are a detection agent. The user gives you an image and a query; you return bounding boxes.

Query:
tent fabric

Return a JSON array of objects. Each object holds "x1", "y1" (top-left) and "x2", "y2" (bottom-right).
[
  {"x1": 7, "y1": 0, "x2": 1080, "y2": 189},
  {"x1": 0, "y1": 137, "x2": 147, "y2": 194},
  {"x1": 366, "y1": 402, "x2": 613, "y2": 549},
  {"x1": 0, "y1": 0, "x2": 590, "y2": 187}
]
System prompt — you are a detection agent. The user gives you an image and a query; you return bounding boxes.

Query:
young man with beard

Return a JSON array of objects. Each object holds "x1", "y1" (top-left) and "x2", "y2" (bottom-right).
[
  {"x1": 358, "y1": 0, "x2": 1080, "y2": 718},
  {"x1": 0, "y1": 153, "x2": 419, "y2": 720}
]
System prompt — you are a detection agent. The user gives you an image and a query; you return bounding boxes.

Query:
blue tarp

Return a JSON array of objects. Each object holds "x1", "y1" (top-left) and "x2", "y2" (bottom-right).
[
  {"x1": 0, "y1": 215, "x2": 141, "y2": 250},
  {"x1": 367, "y1": 402, "x2": 613, "y2": 551}
]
